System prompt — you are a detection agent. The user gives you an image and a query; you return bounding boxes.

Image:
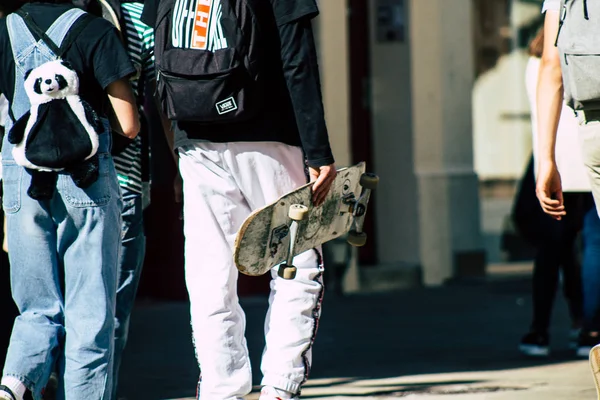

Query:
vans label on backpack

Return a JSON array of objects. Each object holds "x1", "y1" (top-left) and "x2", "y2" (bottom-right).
[{"x1": 216, "y1": 97, "x2": 237, "y2": 114}]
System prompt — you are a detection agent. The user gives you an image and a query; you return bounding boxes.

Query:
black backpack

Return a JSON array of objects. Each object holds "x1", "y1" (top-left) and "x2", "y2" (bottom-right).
[{"x1": 154, "y1": 0, "x2": 263, "y2": 123}]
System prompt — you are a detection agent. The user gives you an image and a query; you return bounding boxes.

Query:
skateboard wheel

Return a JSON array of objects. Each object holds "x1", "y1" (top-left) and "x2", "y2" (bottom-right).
[
  {"x1": 289, "y1": 204, "x2": 309, "y2": 221},
  {"x1": 360, "y1": 173, "x2": 379, "y2": 190},
  {"x1": 278, "y1": 264, "x2": 297, "y2": 280},
  {"x1": 347, "y1": 230, "x2": 367, "y2": 247}
]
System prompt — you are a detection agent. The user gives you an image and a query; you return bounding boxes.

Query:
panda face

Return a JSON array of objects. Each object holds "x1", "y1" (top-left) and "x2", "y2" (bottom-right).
[
  {"x1": 24, "y1": 60, "x2": 79, "y2": 105},
  {"x1": 33, "y1": 73, "x2": 69, "y2": 96}
]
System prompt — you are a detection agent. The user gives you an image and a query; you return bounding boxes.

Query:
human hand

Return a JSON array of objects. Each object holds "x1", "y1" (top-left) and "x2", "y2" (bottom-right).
[
  {"x1": 309, "y1": 164, "x2": 337, "y2": 206},
  {"x1": 536, "y1": 160, "x2": 566, "y2": 220}
]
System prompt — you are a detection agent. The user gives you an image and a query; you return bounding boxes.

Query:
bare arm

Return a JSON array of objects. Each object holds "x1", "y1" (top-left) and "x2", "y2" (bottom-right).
[
  {"x1": 147, "y1": 81, "x2": 177, "y2": 164},
  {"x1": 159, "y1": 108, "x2": 176, "y2": 163},
  {"x1": 106, "y1": 78, "x2": 140, "y2": 139},
  {"x1": 535, "y1": 9, "x2": 567, "y2": 219},
  {"x1": 537, "y1": 10, "x2": 563, "y2": 168},
  {"x1": 147, "y1": 80, "x2": 182, "y2": 203}
]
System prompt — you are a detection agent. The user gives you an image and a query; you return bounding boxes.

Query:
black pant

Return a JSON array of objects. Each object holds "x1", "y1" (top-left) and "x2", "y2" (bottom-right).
[
  {"x1": 512, "y1": 156, "x2": 588, "y2": 333},
  {"x1": 530, "y1": 196, "x2": 585, "y2": 333}
]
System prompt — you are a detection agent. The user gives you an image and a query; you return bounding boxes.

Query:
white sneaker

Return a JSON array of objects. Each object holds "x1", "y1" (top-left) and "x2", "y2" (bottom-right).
[
  {"x1": 0, "y1": 386, "x2": 16, "y2": 400},
  {"x1": 259, "y1": 386, "x2": 298, "y2": 400}
]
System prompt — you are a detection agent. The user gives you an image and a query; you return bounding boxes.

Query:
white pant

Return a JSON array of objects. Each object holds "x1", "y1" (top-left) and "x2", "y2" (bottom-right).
[{"x1": 178, "y1": 142, "x2": 324, "y2": 399}]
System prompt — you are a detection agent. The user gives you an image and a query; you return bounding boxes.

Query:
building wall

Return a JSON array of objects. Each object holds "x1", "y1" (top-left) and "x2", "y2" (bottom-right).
[
  {"x1": 368, "y1": 0, "x2": 421, "y2": 267},
  {"x1": 410, "y1": 0, "x2": 484, "y2": 284},
  {"x1": 317, "y1": 0, "x2": 485, "y2": 286}
]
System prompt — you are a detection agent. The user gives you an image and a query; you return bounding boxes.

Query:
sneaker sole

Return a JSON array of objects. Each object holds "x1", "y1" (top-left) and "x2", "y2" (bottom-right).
[
  {"x1": 590, "y1": 345, "x2": 600, "y2": 400},
  {"x1": 519, "y1": 344, "x2": 549, "y2": 357}
]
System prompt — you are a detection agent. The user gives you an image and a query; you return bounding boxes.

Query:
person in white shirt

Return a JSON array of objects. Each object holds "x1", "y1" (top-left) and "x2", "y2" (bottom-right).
[
  {"x1": 536, "y1": 0, "x2": 600, "y2": 393},
  {"x1": 519, "y1": 26, "x2": 600, "y2": 358}
]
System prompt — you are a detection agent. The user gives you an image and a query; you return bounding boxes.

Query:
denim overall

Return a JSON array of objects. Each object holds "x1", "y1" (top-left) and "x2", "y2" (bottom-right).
[{"x1": 1, "y1": 8, "x2": 121, "y2": 400}]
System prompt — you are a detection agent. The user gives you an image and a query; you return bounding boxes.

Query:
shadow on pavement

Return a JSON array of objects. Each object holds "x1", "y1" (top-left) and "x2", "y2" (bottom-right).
[{"x1": 118, "y1": 276, "x2": 577, "y2": 399}]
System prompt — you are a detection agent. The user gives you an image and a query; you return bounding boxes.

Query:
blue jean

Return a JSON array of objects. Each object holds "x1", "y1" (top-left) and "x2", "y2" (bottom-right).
[
  {"x1": 583, "y1": 208, "x2": 600, "y2": 332},
  {"x1": 1, "y1": 133, "x2": 122, "y2": 400},
  {"x1": 112, "y1": 188, "x2": 145, "y2": 399}
]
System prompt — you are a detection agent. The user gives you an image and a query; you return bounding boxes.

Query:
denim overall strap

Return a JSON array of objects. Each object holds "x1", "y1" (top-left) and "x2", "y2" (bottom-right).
[
  {"x1": 46, "y1": 8, "x2": 87, "y2": 51},
  {"x1": 4, "y1": 8, "x2": 85, "y2": 135}
]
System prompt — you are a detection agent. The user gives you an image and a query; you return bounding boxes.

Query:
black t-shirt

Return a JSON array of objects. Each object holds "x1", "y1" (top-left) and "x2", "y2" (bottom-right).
[
  {"x1": 142, "y1": 0, "x2": 334, "y2": 167},
  {"x1": 0, "y1": 3, "x2": 136, "y2": 118}
]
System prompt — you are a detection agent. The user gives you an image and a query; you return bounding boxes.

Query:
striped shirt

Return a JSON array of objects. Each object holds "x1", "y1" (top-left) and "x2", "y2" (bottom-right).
[{"x1": 113, "y1": 2, "x2": 155, "y2": 194}]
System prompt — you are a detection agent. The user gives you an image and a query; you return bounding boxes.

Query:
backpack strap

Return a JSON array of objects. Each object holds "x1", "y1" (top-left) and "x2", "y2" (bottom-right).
[
  {"x1": 14, "y1": 8, "x2": 93, "y2": 59},
  {"x1": 46, "y1": 8, "x2": 92, "y2": 55}
]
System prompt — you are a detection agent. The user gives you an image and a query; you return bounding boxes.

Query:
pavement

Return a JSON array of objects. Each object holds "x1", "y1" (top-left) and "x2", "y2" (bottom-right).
[{"x1": 118, "y1": 265, "x2": 598, "y2": 400}]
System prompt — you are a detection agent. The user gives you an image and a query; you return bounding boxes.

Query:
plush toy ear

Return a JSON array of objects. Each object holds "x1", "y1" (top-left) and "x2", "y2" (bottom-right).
[
  {"x1": 60, "y1": 60, "x2": 74, "y2": 71},
  {"x1": 24, "y1": 68, "x2": 33, "y2": 81}
]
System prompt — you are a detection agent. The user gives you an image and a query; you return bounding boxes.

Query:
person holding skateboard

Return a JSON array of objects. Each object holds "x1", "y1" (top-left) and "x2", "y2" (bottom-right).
[{"x1": 142, "y1": 0, "x2": 336, "y2": 398}]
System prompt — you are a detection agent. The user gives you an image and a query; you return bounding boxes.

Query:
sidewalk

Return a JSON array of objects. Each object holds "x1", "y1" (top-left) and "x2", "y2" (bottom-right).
[{"x1": 119, "y1": 267, "x2": 596, "y2": 399}]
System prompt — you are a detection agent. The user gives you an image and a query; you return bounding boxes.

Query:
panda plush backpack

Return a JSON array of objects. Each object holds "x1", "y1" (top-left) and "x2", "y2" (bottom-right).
[{"x1": 7, "y1": 9, "x2": 105, "y2": 200}]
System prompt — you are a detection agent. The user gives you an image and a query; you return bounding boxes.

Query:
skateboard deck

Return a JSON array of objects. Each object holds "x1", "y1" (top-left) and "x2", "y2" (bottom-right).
[{"x1": 234, "y1": 162, "x2": 375, "y2": 277}]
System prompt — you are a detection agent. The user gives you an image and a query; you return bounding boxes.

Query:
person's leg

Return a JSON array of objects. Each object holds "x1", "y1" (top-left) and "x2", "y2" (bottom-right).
[
  {"x1": 579, "y1": 206, "x2": 600, "y2": 354},
  {"x1": 2, "y1": 216, "x2": 7, "y2": 253},
  {"x1": 220, "y1": 142, "x2": 324, "y2": 397},
  {"x1": 178, "y1": 143, "x2": 253, "y2": 400},
  {"x1": 54, "y1": 152, "x2": 122, "y2": 400},
  {"x1": 530, "y1": 234, "x2": 562, "y2": 334},
  {"x1": 579, "y1": 121, "x2": 600, "y2": 217},
  {"x1": 111, "y1": 187, "x2": 145, "y2": 399},
  {"x1": 556, "y1": 194, "x2": 584, "y2": 331},
  {"x1": 583, "y1": 206, "x2": 600, "y2": 332},
  {"x1": 260, "y1": 249, "x2": 323, "y2": 399},
  {"x1": 1, "y1": 164, "x2": 65, "y2": 400},
  {"x1": 557, "y1": 247, "x2": 585, "y2": 351},
  {"x1": 520, "y1": 250, "x2": 557, "y2": 356},
  {"x1": 577, "y1": 119, "x2": 600, "y2": 395},
  {"x1": 559, "y1": 246, "x2": 584, "y2": 327},
  {"x1": 519, "y1": 214, "x2": 563, "y2": 357}
]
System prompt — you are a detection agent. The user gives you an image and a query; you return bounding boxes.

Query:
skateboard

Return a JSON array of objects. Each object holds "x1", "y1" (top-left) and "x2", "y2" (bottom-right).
[
  {"x1": 590, "y1": 345, "x2": 600, "y2": 400},
  {"x1": 233, "y1": 162, "x2": 378, "y2": 279}
]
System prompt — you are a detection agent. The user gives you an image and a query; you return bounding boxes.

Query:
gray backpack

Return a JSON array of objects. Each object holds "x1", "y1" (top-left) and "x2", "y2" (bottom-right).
[{"x1": 556, "y1": 0, "x2": 600, "y2": 111}]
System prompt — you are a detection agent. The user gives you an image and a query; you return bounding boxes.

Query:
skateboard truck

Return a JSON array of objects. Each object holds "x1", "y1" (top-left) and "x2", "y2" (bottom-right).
[
  {"x1": 347, "y1": 173, "x2": 379, "y2": 247},
  {"x1": 278, "y1": 204, "x2": 309, "y2": 280}
]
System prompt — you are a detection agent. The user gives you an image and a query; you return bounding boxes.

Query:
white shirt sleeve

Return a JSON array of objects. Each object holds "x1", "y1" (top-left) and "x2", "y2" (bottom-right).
[{"x1": 542, "y1": 0, "x2": 560, "y2": 13}]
